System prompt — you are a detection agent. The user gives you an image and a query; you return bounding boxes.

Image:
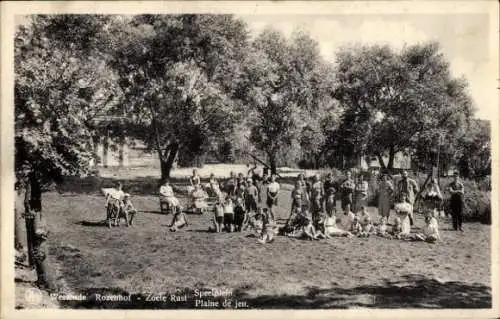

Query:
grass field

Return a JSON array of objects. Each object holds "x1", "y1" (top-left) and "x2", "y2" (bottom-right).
[{"x1": 15, "y1": 165, "x2": 492, "y2": 309}]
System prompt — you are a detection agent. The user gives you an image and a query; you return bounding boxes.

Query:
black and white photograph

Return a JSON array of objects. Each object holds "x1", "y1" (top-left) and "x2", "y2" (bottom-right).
[{"x1": 2, "y1": 1, "x2": 498, "y2": 317}]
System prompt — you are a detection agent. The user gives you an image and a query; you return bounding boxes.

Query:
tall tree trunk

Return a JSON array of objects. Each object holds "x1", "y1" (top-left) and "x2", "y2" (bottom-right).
[
  {"x1": 23, "y1": 182, "x2": 34, "y2": 267},
  {"x1": 160, "y1": 143, "x2": 179, "y2": 180},
  {"x1": 92, "y1": 135, "x2": 99, "y2": 167},
  {"x1": 118, "y1": 132, "x2": 125, "y2": 167},
  {"x1": 197, "y1": 152, "x2": 207, "y2": 168},
  {"x1": 387, "y1": 146, "x2": 396, "y2": 172},
  {"x1": 25, "y1": 172, "x2": 53, "y2": 289},
  {"x1": 376, "y1": 153, "x2": 387, "y2": 169},
  {"x1": 314, "y1": 154, "x2": 321, "y2": 170},
  {"x1": 15, "y1": 208, "x2": 23, "y2": 250},
  {"x1": 103, "y1": 132, "x2": 109, "y2": 168},
  {"x1": 269, "y1": 154, "x2": 277, "y2": 176}
]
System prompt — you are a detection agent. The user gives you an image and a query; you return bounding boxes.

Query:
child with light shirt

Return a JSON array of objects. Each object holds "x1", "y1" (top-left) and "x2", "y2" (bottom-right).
[
  {"x1": 266, "y1": 174, "x2": 280, "y2": 221},
  {"x1": 210, "y1": 200, "x2": 225, "y2": 233},
  {"x1": 223, "y1": 197, "x2": 235, "y2": 232}
]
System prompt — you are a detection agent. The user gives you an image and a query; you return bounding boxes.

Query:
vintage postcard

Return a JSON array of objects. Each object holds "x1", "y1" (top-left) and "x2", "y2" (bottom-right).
[{"x1": 1, "y1": 1, "x2": 499, "y2": 319}]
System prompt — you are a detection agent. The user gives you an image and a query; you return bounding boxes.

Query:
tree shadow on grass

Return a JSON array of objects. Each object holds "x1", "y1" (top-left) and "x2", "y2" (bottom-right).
[
  {"x1": 141, "y1": 210, "x2": 169, "y2": 216},
  {"x1": 232, "y1": 274, "x2": 492, "y2": 309},
  {"x1": 56, "y1": 274, "x2": 491, "y2": 309},
  {"x1": 74, "y1": 220, "x2": 108, "y2": 227},
  {"x1": 186, "y1": 229, "x2": 213, "y2": 233}
]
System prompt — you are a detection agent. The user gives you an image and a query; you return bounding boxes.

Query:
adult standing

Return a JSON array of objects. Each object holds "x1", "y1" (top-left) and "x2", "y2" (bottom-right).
[
  {"x1": 190, "y1": 169, "x2": 201, "y2": 188},
  {"x1": 266, "y1": 174, "x2": 280, "y2": 221},
  {"x1": 225, "y1": 171, "x2": 238, "y2": 197},
  {"x1": 187, "y1": 169, "x2": 201, "y2": 197},
  {"x1": 448, "y1": 172, "x2": 465, "y2": 231},
  {"x1": 339, "y1": 171, "x2": 355, "y2": 215},
  {"x1": 297, "y1": 173, "x2": 309, "y2": 201},
  {"x1": 397, "y1": 170, "x2": 419, "y2": 226},
  {"x1": 377, "y1": 172, "x2": 394, "y2": 223},
  {"x1": 208, "y1": 173, "x2": 223, "y2": 202},
  {"x1": 323, "y1": 172, "x2": 336, "y2": 196},
  {"x1": 310, "y1": 174, "x2": 324, "y2": 218},
  {"x1": 247, "y1": 163, "x2": 258, "y2": 179},
  {"x1": 257, "y1": 171, "x2": 269, "y2": 204},
  {"x1": 353, "y1": 173, "x2": 369, "y2": 214}
]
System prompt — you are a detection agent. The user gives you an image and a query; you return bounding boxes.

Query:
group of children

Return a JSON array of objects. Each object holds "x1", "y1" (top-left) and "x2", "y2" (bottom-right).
[
  {"x1": 104, "y1": 182, "x2": 138, "y2": 227},
  {"x1": 209, "y1": 197, "x2": 279, "y2": 244},
  {"x1": 105, "y1": 169, "x2": 441, "y2": 244},
  {"x1": 281, "y1": 199, "x2": 440, "y2": 243}
]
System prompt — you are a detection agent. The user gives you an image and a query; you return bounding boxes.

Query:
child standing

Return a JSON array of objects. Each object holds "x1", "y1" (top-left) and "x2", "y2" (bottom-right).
[
  {"x1": 245, "y1": 179, "x2": 259, "y2": 214},
  {"x1": 223, "y1": 197, "x2": 235, "y2": 232},
  {"x1": 234, "y1": 197, "x2": 246, "y2": 232},
  {"x1": 211, "y1": 201, "x2": 225, "y2": 233}
]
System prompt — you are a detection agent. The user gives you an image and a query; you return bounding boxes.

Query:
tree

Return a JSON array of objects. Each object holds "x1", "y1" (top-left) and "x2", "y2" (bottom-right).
[
  {"x1": 112, "y1": 14, "x2": 249, "y2": 179},
  {"x1": 456, "y1": 119, "x2": 491, "y2": 179},
  {"x1": 332, "y1": 42, "x2": 474, "y2": 172},
  {"x1": 245, "y1": 28, "x2": 331, "y2": 174},
  {"x1": 15, "y1": 15, "x2": 118, "y2": 288}
]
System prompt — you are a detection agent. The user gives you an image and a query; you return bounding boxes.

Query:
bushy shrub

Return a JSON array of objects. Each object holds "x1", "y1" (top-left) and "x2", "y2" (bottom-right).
[{"x1": 460, "y1": 179, "x2": 491, "y2": 224}]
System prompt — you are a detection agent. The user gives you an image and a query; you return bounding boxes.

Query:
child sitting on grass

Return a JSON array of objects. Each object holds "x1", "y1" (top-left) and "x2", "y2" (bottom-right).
[
  {"x1": 349, "y1": 216, "x2": 363, "y2": 236},
  {"x1": 280, "y1": 206, "x2": 303, "y2": 237},
  {"x1": 376, "y1": 216, "x2": 394, "y2": 239},
  {"x1": 342, "y1": 203, "x2": 356, "y2": 231},
  {"x1": 412, "y1": 213, "x2": 442, "y2": 243},
  {"x1": 358, "y1": 206, "x2": 373, "y2": 237},
  {"x1": 169, "y1": 209, "x2": 189, "y2": 232},
  {"x1": 323, "y1": 210, "x2": 354, "y2": 238},
  {"x1": 422, "y1": 214, "x2": 441, "y2": 242},
  {"x1": 391, "y1": 217, "x2": 406, "y2": 240},
  {"x1": 286, "y1": 209, "x2": 321, "y2": 240},
  {"x1": 243, "y1": 208, "x2": 265, "y2": 238},
  {"x1": 301, "y1": 214, "x2": 322, "y2": 240},
  {"x1": 257, "y1": 214, "x2": 279, "y2": 244},
  {"x1": 394, "y1": 200, "x2": 412, "y2": 235},
  {"x1": 121, "y1": 193, "x2": 137, "y2": 226}
]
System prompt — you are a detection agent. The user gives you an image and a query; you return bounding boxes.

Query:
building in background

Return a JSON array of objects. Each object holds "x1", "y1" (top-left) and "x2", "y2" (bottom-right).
[{"x1": 89, "y1": 115, "x2": 129, "y2": 167}]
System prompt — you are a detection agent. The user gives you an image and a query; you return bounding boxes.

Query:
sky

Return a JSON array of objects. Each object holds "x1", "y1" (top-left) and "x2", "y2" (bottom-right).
[
  {"x1": 238, "y1": 14, "x2": 495, "y2": 120},
  {"x1": 14, "y1": 12, "x2": 495, "y2": 120}
]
